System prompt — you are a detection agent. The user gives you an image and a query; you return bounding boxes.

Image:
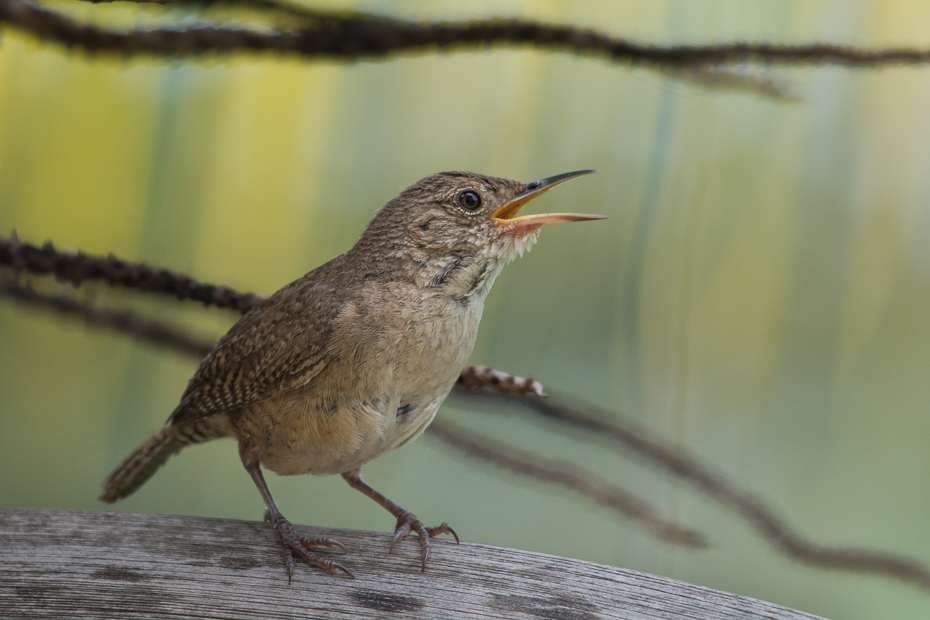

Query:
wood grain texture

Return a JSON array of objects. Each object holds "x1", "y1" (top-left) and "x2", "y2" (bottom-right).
[{"x1": 0, "y1": 508, "x2": 824, "y2": 620}]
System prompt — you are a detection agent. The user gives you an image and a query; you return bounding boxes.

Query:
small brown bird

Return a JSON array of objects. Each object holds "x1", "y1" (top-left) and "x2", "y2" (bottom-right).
[{"x1": 100, "y1": 170, "x2": 603, "y2": 579}]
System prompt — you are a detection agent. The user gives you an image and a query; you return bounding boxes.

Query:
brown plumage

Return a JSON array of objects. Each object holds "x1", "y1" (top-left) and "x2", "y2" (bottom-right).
[{"x1": 101, "y1": 170, "x2": 602, "y2": 579}]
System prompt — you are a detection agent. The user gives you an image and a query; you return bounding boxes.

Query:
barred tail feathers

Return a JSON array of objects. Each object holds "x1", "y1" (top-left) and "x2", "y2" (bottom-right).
[{"x1": 100, "y1": 421, "x2": 222, "y2": 503}]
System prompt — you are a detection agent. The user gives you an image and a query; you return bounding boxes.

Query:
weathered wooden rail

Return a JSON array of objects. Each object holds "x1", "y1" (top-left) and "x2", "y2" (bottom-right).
[{"x1": 0, "y1": 508, "x2": 824, "y2": 619}]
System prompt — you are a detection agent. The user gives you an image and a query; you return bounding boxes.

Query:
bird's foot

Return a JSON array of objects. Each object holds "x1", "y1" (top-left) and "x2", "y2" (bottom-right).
[
  {"x1": 269, "y1": 514, "x2": 353, "y2": 581},
  {"x1": 389, "y1": 509, "x2": 459, "y2": 571}
]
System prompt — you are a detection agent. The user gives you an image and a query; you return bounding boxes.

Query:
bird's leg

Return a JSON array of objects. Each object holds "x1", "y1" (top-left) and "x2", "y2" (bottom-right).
[
  {"x1": 341, "y1": 469, "x2": 459, "y2": 571},
  {"x1": 242, "y1": 458, "x2": 353, "y2": 580}
]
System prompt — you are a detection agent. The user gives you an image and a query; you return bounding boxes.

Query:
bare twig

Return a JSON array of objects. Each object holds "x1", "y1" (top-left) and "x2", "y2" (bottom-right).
[
  {"x1": 3, "y1": 0, "x2": 930, "y2": 69},
  {"x1": 4, "y1": 234, "x2": 930, "y2": 588},
  {"x1": 60, "y1": 0, "x2": 809, "y2": 100},
  {"x1": 455, "y1": 389, "x2": 930, "y2": 589},
  {"x1": 429, "y1": 418, "x2": 705, "y2": 548},
  {"x1": 0, "y1": 277, "x2": 215, "y2": 357},
  {"x1": 0, "y1": 234, "x2": 262, "y2": 313}
]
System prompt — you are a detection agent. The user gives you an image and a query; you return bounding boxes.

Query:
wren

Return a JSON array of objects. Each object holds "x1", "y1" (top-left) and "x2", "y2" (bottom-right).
[{"x1": 100, "y1": 170, "x2": 603, "y2": 579}]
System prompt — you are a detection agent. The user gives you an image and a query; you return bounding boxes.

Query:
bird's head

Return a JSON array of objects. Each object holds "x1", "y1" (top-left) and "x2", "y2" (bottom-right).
[{"x1": 354, "y1": 170, "x2": 603, "y2": 290}]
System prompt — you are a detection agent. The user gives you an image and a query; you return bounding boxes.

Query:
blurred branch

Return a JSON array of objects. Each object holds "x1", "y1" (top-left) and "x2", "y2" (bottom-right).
[
  {"x1": 456, "y1": 365, "x2": 546, "y2": 398},
  {"x1": 4, "y1": 233, "x2": 930, "y2": 589},
  {"x1": 453, "y1": 389, "x2": 930, "y2": 589},
  {"x1": 0, "y1": 276, "x2": 214, "y2": 357},
  {"x1": 2, "y1": 0, "x2": 930, "y2": 70},
  {"x1": 429, "y1": 418, "x2": 704, "y2": 548}
]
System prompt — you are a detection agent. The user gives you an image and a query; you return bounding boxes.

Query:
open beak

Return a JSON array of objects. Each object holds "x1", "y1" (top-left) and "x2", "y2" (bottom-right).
[{"x1": 492, "y1": 169, "x2": 606, "y2": 231}]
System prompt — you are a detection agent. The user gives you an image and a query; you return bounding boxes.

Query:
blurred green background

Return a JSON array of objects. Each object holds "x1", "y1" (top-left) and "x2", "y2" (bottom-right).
[{"x1": 3, "y1": 1, "x2": 930, "y2": 618}]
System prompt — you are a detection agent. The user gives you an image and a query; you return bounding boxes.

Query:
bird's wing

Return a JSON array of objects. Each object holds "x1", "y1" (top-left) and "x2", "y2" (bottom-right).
[{"x1": 168, "y1": 277, "x2": 343, "y2": 427}]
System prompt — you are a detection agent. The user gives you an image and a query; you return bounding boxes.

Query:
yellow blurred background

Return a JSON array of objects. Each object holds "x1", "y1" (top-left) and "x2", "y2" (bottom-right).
[{"x1": 3, "y1": 1, "x2": 930, "y2": 618}]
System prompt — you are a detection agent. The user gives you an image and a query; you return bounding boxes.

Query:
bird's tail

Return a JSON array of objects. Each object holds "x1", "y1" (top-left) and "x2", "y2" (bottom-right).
[{"x1": 100, "y1": 421, "x2": 224, "y2": 503}]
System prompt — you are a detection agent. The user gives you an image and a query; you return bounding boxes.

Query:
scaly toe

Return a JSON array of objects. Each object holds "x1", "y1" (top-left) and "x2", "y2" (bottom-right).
[
  {"x1": 390, "y1": 511, "x2": 457, "y2": 570},
  {"x1": 271, "y1": 516, "x2": 353, "y2": 580}
]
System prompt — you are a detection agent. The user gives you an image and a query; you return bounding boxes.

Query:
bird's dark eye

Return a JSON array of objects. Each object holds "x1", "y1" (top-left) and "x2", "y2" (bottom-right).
[{"x1": 457, "y1": 190, "x2": 482, "y2": 211}]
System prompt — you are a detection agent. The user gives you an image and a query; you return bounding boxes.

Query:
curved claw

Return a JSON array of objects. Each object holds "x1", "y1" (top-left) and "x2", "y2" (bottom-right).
[
  {"x1": 324, "y1": 560, "x2": 355, "y2": 579},
  {"x1": 427, "y1": 522, "x2": 459, "y2": 544},
  {"x1": 416, "y1": 526, "x2": 431, "y2": 571},
  {"x1": 283, "y1": 546, "x2": 296, "y2": 584},
  {"x1": 301, "y1": 536, "x2": 348, "y2": 554},
  {"x1": 390, "y1": 521, "x2": 412, "y2": 553}
]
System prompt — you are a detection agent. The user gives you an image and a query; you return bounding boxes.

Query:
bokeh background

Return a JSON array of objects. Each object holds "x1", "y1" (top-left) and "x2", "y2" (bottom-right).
[{"x1": 3, "y1": 1, "x2": 930, "y2": 618}]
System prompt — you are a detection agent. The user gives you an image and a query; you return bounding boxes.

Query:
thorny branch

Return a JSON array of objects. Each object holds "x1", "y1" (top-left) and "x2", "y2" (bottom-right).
[
  {"x1": 457, "y1": 365, "x2": 546, "y2": 399},
  {"x1": 2, "y1": 0, "x2": 930, "y2": 70},
  {"x1": 453, "y1": 389, "x2": 930, "y2": 589},
  {"x1": 428, "y1": 418, "x2": 704, "y2": 548},
  {"x1": 0, "y1": 232, "x2": 262, "y2": 313},
  {"x1": 3, "y1": 235, "x2": 930, "y2": 588},
  {"x1": 0, "y1": 276, "x2": 215, "y2": 357}
]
